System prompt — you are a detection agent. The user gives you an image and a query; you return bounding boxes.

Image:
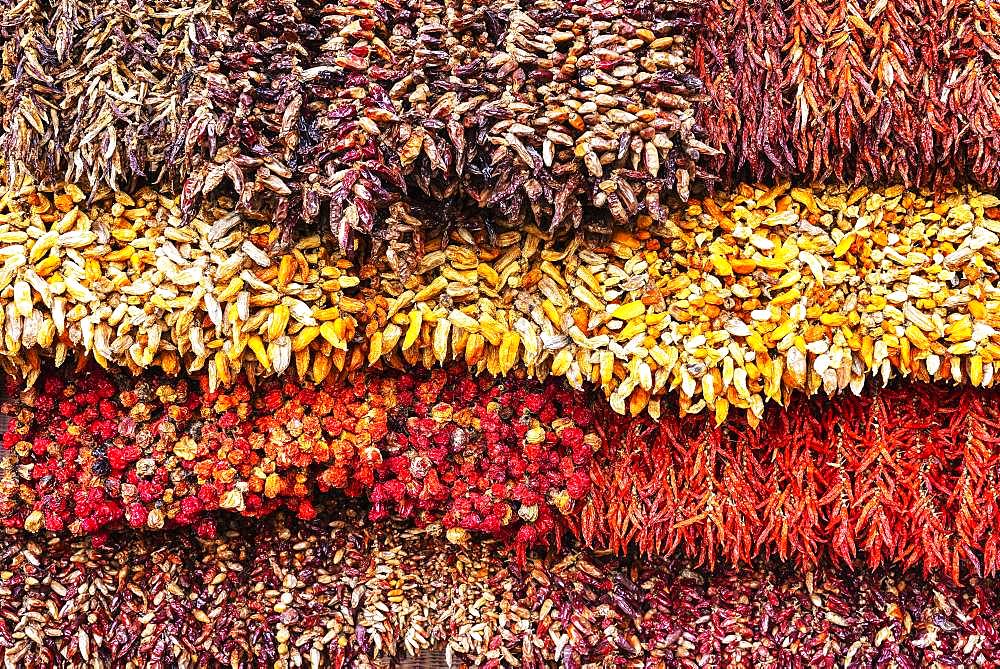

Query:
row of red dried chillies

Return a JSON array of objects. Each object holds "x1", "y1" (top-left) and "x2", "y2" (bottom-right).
[
  {"x1": 2, "y1": 363, "x2": 1000, "y2": 577},
  {"x1": 695, "y1": 0, "x2": 1000, "y2": 190}
]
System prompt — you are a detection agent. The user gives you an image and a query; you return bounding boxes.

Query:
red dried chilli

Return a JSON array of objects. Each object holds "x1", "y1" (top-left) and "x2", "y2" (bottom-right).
[
  {"x1": 1, "y1": 506, "x2": 998, "y2": 667},
  {"x1": 6, "y1": 364, "x2": 1000, "y2": 576},
  {"x1": 695, "y1": 0, "x2": 1000, "y2": 189},
  {"x1": 0, "y1": 363, "x2": 598, "y2": 557},
  {"x1": 577, "y1": 381, "x2": 1000, "y2": 581}
]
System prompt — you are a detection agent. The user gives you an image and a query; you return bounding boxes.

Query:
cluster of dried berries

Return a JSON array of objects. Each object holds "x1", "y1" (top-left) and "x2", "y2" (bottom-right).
[
  {"x1": 2, "y1": 506, "x2": 998, "y2": 667},
  {"x1": 3, "y1": 177, "x2": 1000, "y2": 422},
  {"x1": 696, "y1": 0, "x2": 1000, "y2": 189},
  {"x1": 0, "y1": 0, "x2": 218, "y2": 189},
  {"x1": 0, "y1": 363, "x2": 597, "y2": 556},
  {"x1": 7, "y1": 362, "x2": 1000, "y2": 575}
]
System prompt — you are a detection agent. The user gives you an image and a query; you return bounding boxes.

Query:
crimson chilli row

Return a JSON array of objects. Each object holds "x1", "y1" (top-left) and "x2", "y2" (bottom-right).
[{"x1": 2, "y1": 362, "x2": 1000, "y2": 577}]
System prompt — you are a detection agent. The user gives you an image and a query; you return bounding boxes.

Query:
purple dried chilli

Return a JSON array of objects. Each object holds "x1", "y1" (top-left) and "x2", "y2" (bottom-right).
[
  {"x1": 388, "y1": 0, "x2": 718, "y2": 237},
  {"x1": 176, "y1": 0, "x2": 409, "y2": 258}
]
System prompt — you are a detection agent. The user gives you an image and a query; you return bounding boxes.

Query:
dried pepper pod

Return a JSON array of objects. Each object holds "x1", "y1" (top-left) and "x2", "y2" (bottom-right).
[
  {"x1": 2, "y1": 506, "x2": 999, "y2": 667},
  {"x1": 695, "y1": 0, "x2": 1000, "y2": 189},
  {"x1": 5, "y1": 361, "x2": 1000, "y2": 576},
  {"x1": 387, "y1": 0, "x2": 713, "y2": 239}
]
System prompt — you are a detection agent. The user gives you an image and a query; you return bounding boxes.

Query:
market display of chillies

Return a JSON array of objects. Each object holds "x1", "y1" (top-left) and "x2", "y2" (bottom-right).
[
  {"x1": 0, "y1": 364, "x2": 598, "y2": 559},
  {"x1": 2, "y1": 362, "x2": 1000, "y2": 578},
  {"x1": 3, "y1": 0, "x2": 1000, "y2": 666},
  {"x1": 2, "y1": 506, "x2": 999, "y2": 668},
  {"x1": 3, "y1": 177, "x2": 1000, "y2": 423}
]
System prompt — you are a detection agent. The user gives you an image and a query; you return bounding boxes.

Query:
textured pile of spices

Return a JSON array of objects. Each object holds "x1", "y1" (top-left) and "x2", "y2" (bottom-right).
[
  {"x1": 1, "y1": 506, "x2": 998, "y2": 668},
  {"x1": 2, "y1": 176, "x2": 1000, "y2": 422},
  {"x1": 4, "y1": 363, "x2": 1000, "y2": 576}
]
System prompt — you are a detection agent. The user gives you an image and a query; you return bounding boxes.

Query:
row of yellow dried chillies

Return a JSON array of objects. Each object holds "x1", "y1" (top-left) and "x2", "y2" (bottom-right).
[{"x1": 1, "y1": 175, "x2": 999, "y2": 421}]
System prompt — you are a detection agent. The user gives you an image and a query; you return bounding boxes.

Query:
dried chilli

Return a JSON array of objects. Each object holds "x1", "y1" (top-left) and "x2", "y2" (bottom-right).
[
  {"x1": 4, "y1": 178, "x2": 1000, "y2": 421},
  {"x1": 695, "y1": 0, "x2": 1000, "y2": 189},
  {"x1": 5, "y1": 363, "x2": 1000, "y2": 577}
]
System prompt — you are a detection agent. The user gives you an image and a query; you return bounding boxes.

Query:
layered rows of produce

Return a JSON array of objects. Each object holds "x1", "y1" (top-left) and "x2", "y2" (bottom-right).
[
  {"x1": 4, "y1": 362, "x2": 1000, "y2": 576},
  {"x1": 2, "y1": 177, "x2": 999, "y2": 421},
  {"x1": 2, "y1": 505, "x2": 997, "y2": 668},
  {"x1": 2, "y1": 0, "x2": 1000, "y2": 666},
  {"x1": 3, "y1": 0, "x2": 996, "y2": 252}
]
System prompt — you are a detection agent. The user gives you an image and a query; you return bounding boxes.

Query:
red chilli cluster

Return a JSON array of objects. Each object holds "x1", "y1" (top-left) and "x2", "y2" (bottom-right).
[{"x1": 0, "y1": 364, "x2": 597, "y2": 553}]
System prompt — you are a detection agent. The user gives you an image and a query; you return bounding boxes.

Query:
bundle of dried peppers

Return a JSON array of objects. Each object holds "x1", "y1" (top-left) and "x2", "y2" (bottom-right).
[
  {"x1": 2, "y1": 177, "x2": 999, "y2": 424},
  {"x1": 1, "y1": 0, "x2": 708, "y2": 252},
  {"x1": 3, "y1": 362, "x2": 1000, "y2": 578},
  {"x1": 695, "y1": 0, "x2": 1000, "y2": 190}
]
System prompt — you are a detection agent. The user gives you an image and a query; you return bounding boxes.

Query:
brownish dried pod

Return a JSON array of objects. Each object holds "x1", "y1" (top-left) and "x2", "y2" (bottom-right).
[{"x1": 0, "y1": 0, "x2": 221, "y2": 191}]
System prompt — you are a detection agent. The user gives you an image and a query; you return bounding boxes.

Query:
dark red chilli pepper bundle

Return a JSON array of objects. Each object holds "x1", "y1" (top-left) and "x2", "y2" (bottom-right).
[
  {"x1": 385, "y1": 0, "x2": 714, "y2": 241},
  {"x1": 2, "y1": 0, "x2": 715, "y2": 261},
  {"x1": 177, "y1": 0, "x2": 716, "y2": 255},
  {"x1": 2, "y1": 505, "x2": 999, "y2": 668},
  {"x1": 174, "y1": 0, "x2": 414, "y2": 256},
  {"x1": 694, "y1": 0, "x2": 1000, "y2": 190}
]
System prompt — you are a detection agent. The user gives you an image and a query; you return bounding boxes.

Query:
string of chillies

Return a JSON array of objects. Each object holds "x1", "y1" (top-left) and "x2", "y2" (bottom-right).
[{"x1": 1, "y1": 504, "x2": 998, "y2": 668}]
